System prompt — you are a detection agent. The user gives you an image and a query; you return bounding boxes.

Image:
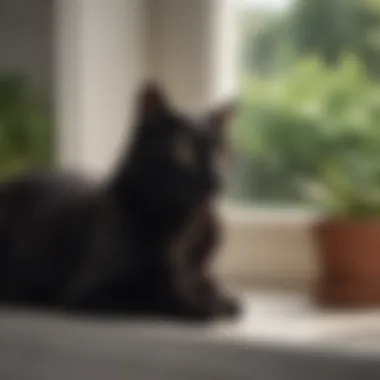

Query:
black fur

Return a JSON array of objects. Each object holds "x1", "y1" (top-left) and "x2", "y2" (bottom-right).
[{"x1": 0, "y1": 84, "x2": 239, "y2": 321}]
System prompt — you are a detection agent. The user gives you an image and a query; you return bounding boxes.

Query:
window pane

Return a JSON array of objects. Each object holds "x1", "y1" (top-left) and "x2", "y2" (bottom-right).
[{"x1": 230, "y1": 0, "x2": 380, "y2": 210}]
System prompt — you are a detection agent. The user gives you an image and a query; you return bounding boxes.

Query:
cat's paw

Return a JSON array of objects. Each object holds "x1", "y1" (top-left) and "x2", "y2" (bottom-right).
[
  {"x1": 176, "y1": 300, "x2": 221, "y2": 323},
  {"x1": 181, "y1": 294, "x2": 241, "y2": 322},
  {"x1": 163, "y1": 308, "x2": 216, "y2": 324},
  {"x1": 216, "y1": 295, "x2": 241, "y2": 318},
  {"x1": 180, "y1": 309, "x2": 217, "y2": 323},
  {"x1": 158, "y1": 297, "x2": 217, "y2": 323}
]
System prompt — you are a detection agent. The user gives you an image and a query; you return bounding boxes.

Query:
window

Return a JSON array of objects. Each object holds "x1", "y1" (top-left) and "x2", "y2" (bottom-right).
[
  {"x1": 0, "y1": 0, "x2": 54, "y2": 178},
  {"x1": 229, "y1": 0, "x2": 380, "y2": 208}
]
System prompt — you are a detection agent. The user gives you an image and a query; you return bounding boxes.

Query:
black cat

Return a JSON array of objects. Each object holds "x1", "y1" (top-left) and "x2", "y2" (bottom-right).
[{"x1": 0, "y1": 84, "x2": 239, "y2": 321}]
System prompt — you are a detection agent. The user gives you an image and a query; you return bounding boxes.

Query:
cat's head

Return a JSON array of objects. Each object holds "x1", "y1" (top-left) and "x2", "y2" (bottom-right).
[{"x1": 127, "y1": 83, "x2": 236, "y2": 207}]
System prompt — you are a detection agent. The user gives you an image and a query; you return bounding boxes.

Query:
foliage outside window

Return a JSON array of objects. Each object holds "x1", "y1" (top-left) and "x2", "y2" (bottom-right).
[{"x1": 231, "y1": 0, "x2": 380, "y2": 206}]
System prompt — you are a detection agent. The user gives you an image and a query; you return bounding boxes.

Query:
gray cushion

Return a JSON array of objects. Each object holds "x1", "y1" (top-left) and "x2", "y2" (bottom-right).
[{"x1": 0, "y1": 309, "x2": 379, "y2": 380}]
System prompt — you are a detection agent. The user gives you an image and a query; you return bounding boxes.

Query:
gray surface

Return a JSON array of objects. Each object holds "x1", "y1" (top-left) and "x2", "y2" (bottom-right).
[{"x1": 0, "y1": 309, "x2": 380, "y2": 380}]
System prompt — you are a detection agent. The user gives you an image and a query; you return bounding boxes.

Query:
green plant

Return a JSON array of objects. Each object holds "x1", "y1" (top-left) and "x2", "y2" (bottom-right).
[
  {"x1": 0, "y1": 75, "x2": 53, "y2": 178},
  {"x1": 302, "y1": 146, "x2": 380, "y2": 217},
  {"x1": 232, "y1": 54, "x2": 380, "y2": 205}
]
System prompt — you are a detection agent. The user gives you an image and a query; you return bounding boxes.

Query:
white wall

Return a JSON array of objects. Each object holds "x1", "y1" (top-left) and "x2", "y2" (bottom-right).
[
  {"x1": 55, "y1": 0, "x2": 236, "y2": 172},
  {"x1": 145, "y1": 0, "x2": 237, "y2": 115},
  {"x1": 55, "y1": 0, "x2": 146, "y2": 175}
]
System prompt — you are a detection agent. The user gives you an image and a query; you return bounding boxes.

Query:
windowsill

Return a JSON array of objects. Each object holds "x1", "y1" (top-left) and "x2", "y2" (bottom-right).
[
  {"x1": 216, "y1": 201, "x2": 319, "y2": 288},
  {"x1": 220, "y1": 202, "x2": 321, "y2": 226}
]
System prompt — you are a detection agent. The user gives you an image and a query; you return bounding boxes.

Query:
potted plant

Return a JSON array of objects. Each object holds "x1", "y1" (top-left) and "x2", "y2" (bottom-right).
[
  {"x1": 306, "y1": 149, "x2": 380, "y2": 307},
  {"x1": 234, "y1": 50, "x2": 380, "y2": 306},
  {"x1": 296, "y1": 55, "x2": 380, "y2": 307}
]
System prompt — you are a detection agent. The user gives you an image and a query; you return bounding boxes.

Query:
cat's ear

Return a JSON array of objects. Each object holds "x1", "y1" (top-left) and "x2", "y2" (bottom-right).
[
  {"x1": 207, "y1": 99, "x2": 237, "y2": 147},
  {"x1": 136, "y1": 82, "x2": 170, "y2": 122}
]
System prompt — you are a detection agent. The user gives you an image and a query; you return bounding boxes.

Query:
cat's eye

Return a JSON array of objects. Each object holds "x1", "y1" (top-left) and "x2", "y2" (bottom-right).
[
  {"x1": 214, "y1": 150, "x2": 225, "y2": 172},
  {"x1": 173, "y1": 137, "x2": 195, "y2": 167}
]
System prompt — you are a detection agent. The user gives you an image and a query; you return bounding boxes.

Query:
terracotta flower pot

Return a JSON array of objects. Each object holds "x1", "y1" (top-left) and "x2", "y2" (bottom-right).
[{"x1": 314, "y1": 219, "x2": 380, "y2": 307}]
